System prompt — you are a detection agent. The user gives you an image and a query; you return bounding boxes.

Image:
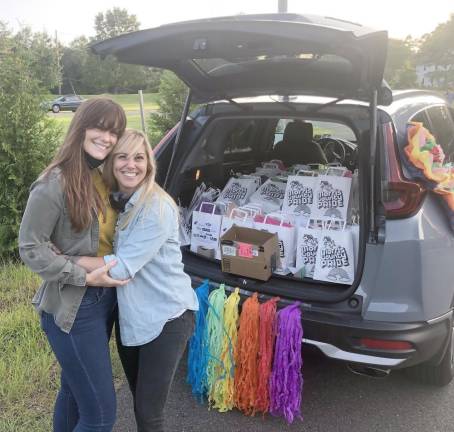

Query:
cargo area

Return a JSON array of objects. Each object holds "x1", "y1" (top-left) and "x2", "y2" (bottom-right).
[{"x1": 163, "y1": 103, "x2": 370, "y2": 303}]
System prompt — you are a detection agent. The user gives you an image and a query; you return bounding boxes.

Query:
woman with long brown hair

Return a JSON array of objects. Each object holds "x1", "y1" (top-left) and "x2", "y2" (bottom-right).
[{"x1": 19, "y1": 97, "x2": 128, "y2": 432}]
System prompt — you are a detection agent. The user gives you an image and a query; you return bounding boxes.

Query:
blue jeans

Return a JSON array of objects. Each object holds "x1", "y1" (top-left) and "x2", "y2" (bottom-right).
[{"x1": 41, "y1": 287, "x2": 117, "y2": 432}]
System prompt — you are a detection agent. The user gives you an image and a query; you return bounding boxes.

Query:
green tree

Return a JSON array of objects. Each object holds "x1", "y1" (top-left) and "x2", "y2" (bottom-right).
[
  {"x1": 147, "y1": 71, "x2": 188, "y2": 146},
  {"x1": 417, "y1": 14, "x2": 454, "y2": 89},
  {"x1": 68, "y1": 8, "x2": 161, "y2": 94},
  {"x1": 94, "y1": 7, "x2": 140, "y2": 41},
  {"x1": 60, "y1": 37, "x2": 90, "y2": 94},
  {"x1": 384, "y1": 38, "x2": 417, "y2": 88},
  {"x1": 0, "y1": 27, "x2": 61, "y2": 257},
  {"x1": 6, "y1": 26, "x2": 62, "y2": 92}
]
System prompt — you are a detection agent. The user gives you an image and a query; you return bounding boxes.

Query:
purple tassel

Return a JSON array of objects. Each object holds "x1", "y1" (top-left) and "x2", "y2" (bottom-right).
[{"x1": 269, "y1": 303, "x2": 303, "y2": 424}]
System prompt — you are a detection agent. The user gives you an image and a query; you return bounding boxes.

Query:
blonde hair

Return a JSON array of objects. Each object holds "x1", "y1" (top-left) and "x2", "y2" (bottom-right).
[{"x1": 103, "y1": 129, "x2": 176, "y2": 228}]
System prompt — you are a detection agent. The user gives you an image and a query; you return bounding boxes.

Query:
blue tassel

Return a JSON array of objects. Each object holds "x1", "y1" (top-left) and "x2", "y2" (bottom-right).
[{"x1": 187, "y1": 279, "x2": 211, "y2": 402}]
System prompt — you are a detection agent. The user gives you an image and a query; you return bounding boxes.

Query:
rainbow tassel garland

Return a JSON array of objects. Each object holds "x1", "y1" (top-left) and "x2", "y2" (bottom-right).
[{"x1": 187, "y1": 281, "x2": 303, "y2": 424}]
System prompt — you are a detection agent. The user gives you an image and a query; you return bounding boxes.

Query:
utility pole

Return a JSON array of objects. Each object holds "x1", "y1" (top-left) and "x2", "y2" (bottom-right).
[
  {"x1": 138, "y1": 90, "x2": 147, "y2": 133},
  {"x1": 278, "y1": 0, "x2": 288, "y2": 13},
  {"x1": 55, "y1": 30, "x2": 62, "y2": 95}
]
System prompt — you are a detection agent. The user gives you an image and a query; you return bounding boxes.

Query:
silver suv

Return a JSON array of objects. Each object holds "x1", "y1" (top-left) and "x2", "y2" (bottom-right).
[{"x1": 93, "y1": 14, "x2": 454, "y2": 385}]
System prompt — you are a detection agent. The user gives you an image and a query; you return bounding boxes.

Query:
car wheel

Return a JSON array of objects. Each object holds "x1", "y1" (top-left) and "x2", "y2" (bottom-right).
[
  {"x1": 405, "y1": 326, "x2": 454, "y2": 386},
  {"x1": 52, "y1": 104, "x2": 60, "y2": 113}
]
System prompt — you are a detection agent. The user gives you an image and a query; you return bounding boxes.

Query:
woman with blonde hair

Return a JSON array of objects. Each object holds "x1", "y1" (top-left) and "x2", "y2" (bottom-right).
[
  {"x1": 19, "y1": 97, "x2": 128, "y2": 432},
  {"x1": 74, "y1": 129, "x2": 198, "y2": 432}
]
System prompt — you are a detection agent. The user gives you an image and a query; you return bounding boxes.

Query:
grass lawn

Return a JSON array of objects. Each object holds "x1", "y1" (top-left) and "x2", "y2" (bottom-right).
[
  {"x1": 49, "y1": 93, "x2": 156, "y2": 137},
  {"x1": 80, "y1": 93, "x2": 159, "y2": 111},
  {"x1": 0, "y1": 262, "x2": 124, "y2": 432}
]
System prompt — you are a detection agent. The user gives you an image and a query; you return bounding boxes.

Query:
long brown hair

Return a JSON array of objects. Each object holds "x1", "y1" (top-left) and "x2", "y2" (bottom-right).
[{"x1": 43, "y1": 97, "x2": 126, "y2": 231}]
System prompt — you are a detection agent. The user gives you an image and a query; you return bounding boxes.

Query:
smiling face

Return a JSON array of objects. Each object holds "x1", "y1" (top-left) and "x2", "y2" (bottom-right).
[
  {"x1": 113, "y1": 142, "x2": 148, "y2": 195},
  {"x1": 83, "y1": 128, "x2": 118, "y2": 160}
]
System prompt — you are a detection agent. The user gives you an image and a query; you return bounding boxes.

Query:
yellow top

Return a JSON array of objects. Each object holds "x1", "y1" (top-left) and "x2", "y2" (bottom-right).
[{"x1": 92, "y1": 169, "x2": 117, "y2": 256}]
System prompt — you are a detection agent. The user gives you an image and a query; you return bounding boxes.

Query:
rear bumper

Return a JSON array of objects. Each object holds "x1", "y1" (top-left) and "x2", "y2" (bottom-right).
[
  {"x1": 189, "y1": 275, "x2": 452, "y2": 370},
  {"x1": 300, "y1": 305, "x2": 452, "y2": 369},
  {"x1": 303, "y1": 339, "x2": 405, "y2": 367}
]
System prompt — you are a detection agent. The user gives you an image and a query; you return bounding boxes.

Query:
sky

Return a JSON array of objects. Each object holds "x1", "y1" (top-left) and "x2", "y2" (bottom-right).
[{"x1": 2, "y1": 0, "x2": 453, "y2": 44}]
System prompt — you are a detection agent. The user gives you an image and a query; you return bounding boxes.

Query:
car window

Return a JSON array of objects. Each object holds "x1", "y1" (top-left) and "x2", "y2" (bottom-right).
[
  {"x1": 224, "y1": 120, "x2": 256, "y2": 156},
  {"x1": 411, "y1": 105, "x2": 454, "y2": 157},
  {"x1": 426, "y1": 106, "x2": 454, "y2": 151}
]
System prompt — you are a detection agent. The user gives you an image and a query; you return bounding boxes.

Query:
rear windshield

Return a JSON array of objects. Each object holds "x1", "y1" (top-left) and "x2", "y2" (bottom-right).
[{"x1": 193, "y1": 54, "x2": 349, "y2": 77}]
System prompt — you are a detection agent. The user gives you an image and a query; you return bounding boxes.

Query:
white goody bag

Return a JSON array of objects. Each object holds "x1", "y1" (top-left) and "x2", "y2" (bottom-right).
[
  {"x1": 248, "y1": 177, "x2": 287, "y2": 213},
  {"x1": 312, "y1": 175, "x2": 352, "y2": 221},
  {"x1": 220, "y1": 208, "x2": 254, "y2": 238},
  {"x1": 190, "y1": 202, "x2": 223, "y2": 260},
  {"x1": 254, "y1": 214, "x2": 296, "y2": 275},
  {"x1": 295, "y1": 227, "x2": 320, "y2": 279},
  {"x1": 282, "y1": 174, "x2": 317, "y2": 217},
  {"x1": 313, "y1": 229, "x2": 355, "y2": 285},
  {"x1": 217, "y1": 177, "x2": 258, "y2": 206},
  {"x1": 178, "y1": 206, "x2": 191, "y2": 246}
]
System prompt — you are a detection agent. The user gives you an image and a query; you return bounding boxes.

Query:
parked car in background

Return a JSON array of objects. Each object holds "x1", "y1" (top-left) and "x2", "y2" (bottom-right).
[
  {"x1": 47, "y1": 95, "x2": 84, "y2": 113},
  {"x1": 92, "y1": 14, "x2": 454, "y2": 386}
]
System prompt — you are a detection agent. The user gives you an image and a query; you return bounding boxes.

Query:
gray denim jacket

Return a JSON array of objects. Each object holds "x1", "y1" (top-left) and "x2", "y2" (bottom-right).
[{"x1": 19, "y1": 169, "x2": 100, "y2": 333}]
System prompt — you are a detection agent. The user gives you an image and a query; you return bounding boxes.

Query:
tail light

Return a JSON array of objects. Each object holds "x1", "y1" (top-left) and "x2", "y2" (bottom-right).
[
  {"x1": 359, "y1": 337, "x2": 413, "y2": 351},
  {"x1": 153, "y1": 123, "x2": 179, "y2": 153},
  {"x1": 381, "y1": 122, "x2": 426, "y2": 218}
]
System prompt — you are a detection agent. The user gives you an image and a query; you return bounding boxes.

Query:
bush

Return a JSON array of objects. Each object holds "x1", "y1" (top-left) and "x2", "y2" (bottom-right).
[
  {"x1": 147, "y1": 71, "x2": 188, "y2": 146},
  {"x1": 0, "y1": 30, "x2": 61, "y2": 257}
]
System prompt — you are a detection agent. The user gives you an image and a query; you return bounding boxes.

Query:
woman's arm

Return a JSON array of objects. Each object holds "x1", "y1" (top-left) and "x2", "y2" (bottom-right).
[
  {"x1": 72, "y1": 256, "x2": 105, "y2": 272},
  {"x1": 19, "y1": 176, "x2": 87, "y2": 286},
  {"x1": 104, "y1": 201, "x2": 175, "y2": 280}
]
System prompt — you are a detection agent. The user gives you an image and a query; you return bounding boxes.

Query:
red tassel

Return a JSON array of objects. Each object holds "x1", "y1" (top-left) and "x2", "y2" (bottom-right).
[
  {"x1": 234, "y1": 292, "x2": 260, "y2": 416},
  {"x1": 255, "y1": 297, "x2": 279, "y2": 414}
]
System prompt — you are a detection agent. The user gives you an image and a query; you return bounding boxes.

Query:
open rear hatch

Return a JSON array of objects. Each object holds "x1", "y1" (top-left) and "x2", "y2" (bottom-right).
[
  {"x1": 91, "y1": 13, "x2": 391, "y2": 104},
  {"x1": 91, "y1": 13, "x2": 391, "y2": 303}
]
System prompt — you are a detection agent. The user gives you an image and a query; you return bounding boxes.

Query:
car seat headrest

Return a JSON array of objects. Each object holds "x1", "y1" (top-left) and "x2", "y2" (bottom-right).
[{"x1": 283, "y1": 121, "x2": 314, "y2": 143}]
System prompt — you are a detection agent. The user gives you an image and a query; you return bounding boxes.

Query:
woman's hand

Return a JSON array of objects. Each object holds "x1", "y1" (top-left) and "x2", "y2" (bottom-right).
[{"x1": 85, "y1": 260, "x2": 130, "y2": 287}]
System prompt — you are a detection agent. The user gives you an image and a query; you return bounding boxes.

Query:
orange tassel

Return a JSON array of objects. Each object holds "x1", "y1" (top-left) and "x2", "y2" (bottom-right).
[
  {"x1": 234, "y1": 292, "x2": 260, "y2": 416},
  {"x1": 255, "y1": 297, "x2": 279, "y2": 413}
]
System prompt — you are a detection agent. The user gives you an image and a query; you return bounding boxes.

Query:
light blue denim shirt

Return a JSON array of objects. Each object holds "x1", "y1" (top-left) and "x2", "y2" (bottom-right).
[{"x1": 104, "y1": 188, "x2": 198, "y2": 346}]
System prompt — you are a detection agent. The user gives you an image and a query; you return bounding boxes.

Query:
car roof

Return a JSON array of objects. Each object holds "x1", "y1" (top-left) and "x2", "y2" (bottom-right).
[{"x1": 91, "y1": 13, "x2": 390, "y2": 105}]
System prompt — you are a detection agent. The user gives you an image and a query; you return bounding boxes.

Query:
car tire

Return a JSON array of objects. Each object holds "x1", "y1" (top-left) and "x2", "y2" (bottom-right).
[
  {"x1": 52, "y1": 104, "x2": 60, "y2": 113},
  {"x1": 405, "y1": 326, "x2": 454, "y2": 386}
]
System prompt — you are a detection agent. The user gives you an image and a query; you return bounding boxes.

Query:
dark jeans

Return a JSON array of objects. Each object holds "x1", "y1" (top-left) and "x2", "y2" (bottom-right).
[
  {"x1": 116, "y1": 310, "x2": 195, "y2": 432},
  {"x1": 41, "y1": 287, "x2": 117, "y2": 432}
]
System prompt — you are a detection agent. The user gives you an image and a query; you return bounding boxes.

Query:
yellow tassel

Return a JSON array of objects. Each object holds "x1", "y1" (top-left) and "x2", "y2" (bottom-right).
[{"x1": 211, "y1": 288, "x2": 240, "y2": 412}]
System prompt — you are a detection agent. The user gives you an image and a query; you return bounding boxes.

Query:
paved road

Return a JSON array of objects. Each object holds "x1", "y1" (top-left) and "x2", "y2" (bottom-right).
[{"x1": 113, "y1": 348, "x2": 454, "y2": 432}]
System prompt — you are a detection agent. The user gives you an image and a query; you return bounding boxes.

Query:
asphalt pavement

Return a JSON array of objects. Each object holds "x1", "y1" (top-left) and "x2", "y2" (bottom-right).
[{"x1": 113, "y1": 348, "x2": 454, "y2": 432}]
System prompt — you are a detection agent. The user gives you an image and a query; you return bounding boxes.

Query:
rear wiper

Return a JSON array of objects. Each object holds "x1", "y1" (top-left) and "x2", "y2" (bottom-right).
[{"x1": 269, "y1": 95, "x2": 297, "y2": 112}]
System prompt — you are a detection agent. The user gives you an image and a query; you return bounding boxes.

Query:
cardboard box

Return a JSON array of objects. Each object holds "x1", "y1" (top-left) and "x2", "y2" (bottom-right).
[{"x1": 220, "y1": 226, "x2": 279, "y2": 281}]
